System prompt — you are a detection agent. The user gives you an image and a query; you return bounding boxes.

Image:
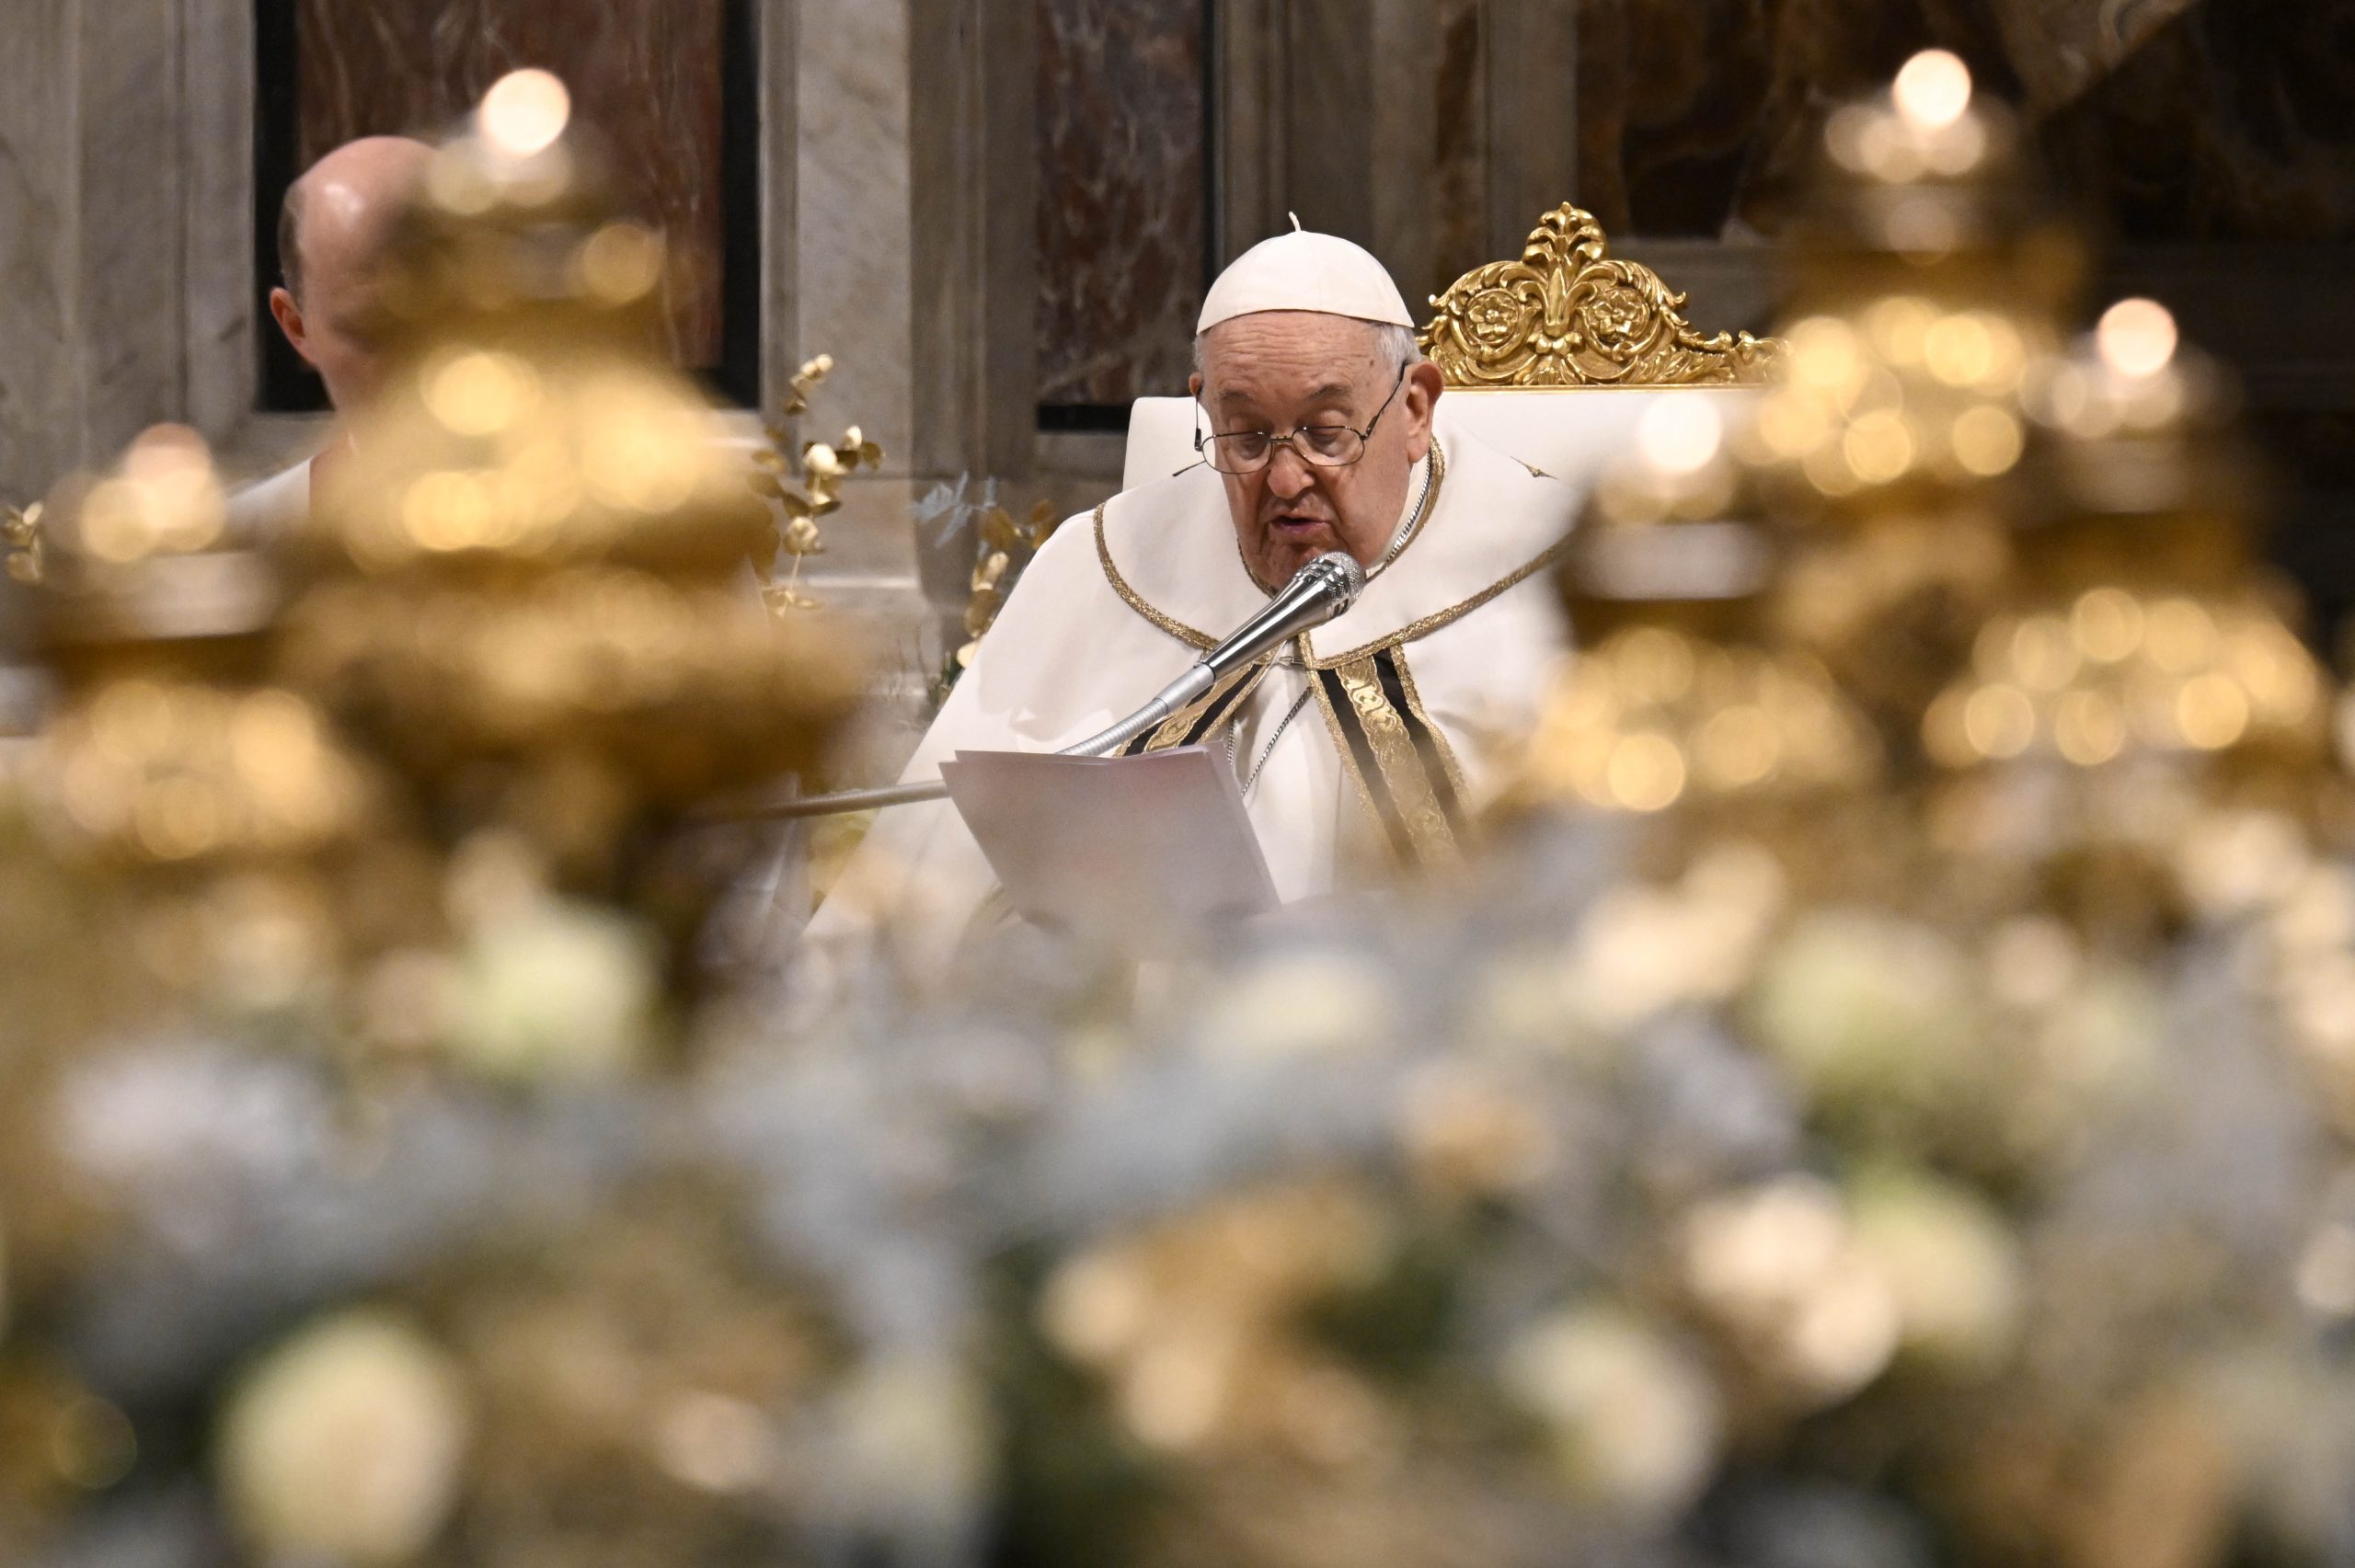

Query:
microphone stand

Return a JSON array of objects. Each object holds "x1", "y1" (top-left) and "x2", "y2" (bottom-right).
[{"x1": 732, "y1": 551, "x2": 1364, "y2": 823}]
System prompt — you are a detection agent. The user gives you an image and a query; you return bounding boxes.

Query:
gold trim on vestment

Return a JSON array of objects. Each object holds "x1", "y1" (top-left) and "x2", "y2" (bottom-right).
[
  {"x1": 1370, "y1": 436, "x2": 1444, "y2": 585},
  {"x1": 1305, "y1": 641, "x2": 1468, "y2": 873},
  {"x1": 1305, "y1": 655, "x2": 1384, "y2": 846},
  {"x1": 1335, "y1": 657, "x2": 1462, "y2": 871},
  {"x1": 1393, "y1": 652, "x2": 1471, "y2": 805},
  {"x1": 1302, "y1": 529, "x2": 1575, "y2": 670}
]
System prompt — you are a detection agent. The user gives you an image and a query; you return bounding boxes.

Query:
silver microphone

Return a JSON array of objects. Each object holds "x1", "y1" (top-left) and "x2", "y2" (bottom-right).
[{"x1": 1059, "y1": 550, "x2": 1366, "y2": 757}]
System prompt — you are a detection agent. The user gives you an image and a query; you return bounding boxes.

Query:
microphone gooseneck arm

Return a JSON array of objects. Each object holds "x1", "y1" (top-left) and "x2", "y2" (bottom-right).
[
  {"x1": 1053, "y1": 670, "x2": 1214, "y2": 760},
  {"x1": 741, "y1": 551, "x2": 1368, "y2": 819},
  {"x1": 1053, "y1": 550, "x2": 1364, "y2": 756}
]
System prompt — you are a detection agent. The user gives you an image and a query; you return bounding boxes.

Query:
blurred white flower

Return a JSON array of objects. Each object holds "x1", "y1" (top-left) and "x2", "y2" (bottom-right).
[
  {"x1": 1683, "y1": 1176, "x2": 1901, "y2": 1404},
  {"x1": 1396, "y1": 1060, "x2": 1558, "y2": 1196},
  {"x1": 219, "y1": 1310, "x2": 472, "y2": 1564},
  {"x1": 2035, "y1": 962, "x2": 2160, "y2": 1100},
  {"x1": 1850, "y1": 1171, "x2": 2025, "y2": 1375},
  {"x1": 1198, "y1": 949, "x2": 1396, "y2": 1059},
  {"x1": 1501, "y1": 1304, "x2": 1722, "y2": 1518},
  {"x1": 1567, "y1": 843, "x2": 1788, "y2": 1034},
  {"x1": 1985, "y1": 916, "x2": 2079, "y2": 1010},
  {"x1": 2294, "y1": 1222, "x2": 2355, "y2": 1320},
  {"x1": 652, "y1": 1390, "x2": 786, "y2": 1494},
  {"x1": 828, "y1": 1354, "x2": 993, "y2": 1534},
  {"x1": 1745, "y1": 910, "x2": 1973, "y2": 1110},
  {"x1": 1040, "y1": 1249, "x2": 1151, "y2": 1366},
  {"x1": 1469, "y1": 952, "x2": 1583, "y2": 1055},
  {"x1": 1565, "y1": 886, "x2": 1717, "y2": 1032},
  {"x1": 2174, "y1": 810, "x2": 2308, "y2": 922},
  {"x1": 2269, "y1": 865, "x2": 2355, "y2": 957},
  {"x1": 444, "y1": 896, "x2": 661, "y2": 1083}
]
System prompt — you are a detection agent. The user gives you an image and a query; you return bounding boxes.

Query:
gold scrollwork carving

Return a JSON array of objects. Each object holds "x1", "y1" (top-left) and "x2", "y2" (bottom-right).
[{"x1": 1420, "y1": 204, "x2": 1781, "y2": 388}]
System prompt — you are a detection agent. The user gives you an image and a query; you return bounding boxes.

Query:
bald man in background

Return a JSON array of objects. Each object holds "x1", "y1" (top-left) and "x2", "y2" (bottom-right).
[{"x1": 227, "y1": 135, "x2": 433, "y2": 539}]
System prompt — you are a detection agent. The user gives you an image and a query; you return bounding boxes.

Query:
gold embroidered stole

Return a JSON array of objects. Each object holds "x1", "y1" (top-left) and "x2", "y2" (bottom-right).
[
  {"x1": 1115, "y1": 661, "x2": 1274, "y2": 755},
  {"x1": 1305, "y1": 643, "x2": 1471, "y2": 872},
  {"x1": 1111, "y1": 643, "x2": 1472, "y2": 872}
]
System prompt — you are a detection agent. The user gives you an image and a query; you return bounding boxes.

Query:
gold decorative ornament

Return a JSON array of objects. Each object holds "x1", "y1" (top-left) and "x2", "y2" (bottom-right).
[
  {"x1": 20, "y1": 427, "x2": 374, "y2": 874},
  {"x1": 283, "y1": 74, "x2": 864, "y2": 909},
  {"x1": 3, "y1": 500, "x2": 43, "y2": 585},
  {"x1": 6, "y1": 426, "x2": 389, "y2": 1034},
  {"x1": 1515, "y1": 398, "x2": 1878, "y2": 820},
  {"x1": 1916, "y1": 297, "x2": 2331, "y2": 941},
  {"x1": 1737, "y1": 54, "x2": 2080, "y2": 757},
  {"x1": 1420, "y1": 204, "x2": 1781, "y2": 389}
]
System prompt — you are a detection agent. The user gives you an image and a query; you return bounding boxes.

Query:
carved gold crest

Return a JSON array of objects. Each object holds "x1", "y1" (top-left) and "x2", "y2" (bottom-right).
[{"x1": 1420, "y1": 204, "x2": 1780, "y2": 388}]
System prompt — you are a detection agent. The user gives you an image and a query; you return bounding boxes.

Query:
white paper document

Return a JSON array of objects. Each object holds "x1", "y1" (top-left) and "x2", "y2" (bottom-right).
[{"x1": 937, "y1": 745, "x2": 1279, "y2": 952}]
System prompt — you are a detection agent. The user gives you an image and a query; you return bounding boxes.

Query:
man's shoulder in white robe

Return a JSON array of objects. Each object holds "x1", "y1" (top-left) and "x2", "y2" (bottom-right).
[{"x1": 224, "y1": 457, "x2": 315, "y2": 545}]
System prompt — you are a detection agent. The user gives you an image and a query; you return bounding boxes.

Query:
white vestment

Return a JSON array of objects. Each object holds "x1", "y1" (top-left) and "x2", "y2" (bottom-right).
[
  {"x1": 801, "y1": 405, "x2": 1577, "y2": 980},
  {"x1": 224, "y1": 457, "x2": 314, "y2": 545}
]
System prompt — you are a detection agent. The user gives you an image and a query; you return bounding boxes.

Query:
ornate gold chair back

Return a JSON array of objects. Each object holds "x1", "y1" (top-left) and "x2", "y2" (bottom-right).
[{"x1": 1420, "y1": 204, "x2": 1780, "y2": 389}]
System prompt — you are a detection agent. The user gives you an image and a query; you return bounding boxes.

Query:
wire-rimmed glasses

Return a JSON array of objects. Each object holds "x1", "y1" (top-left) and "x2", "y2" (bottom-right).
[{"x1": 1193, "y1": 363, "x2": 1408, "y2": 475}]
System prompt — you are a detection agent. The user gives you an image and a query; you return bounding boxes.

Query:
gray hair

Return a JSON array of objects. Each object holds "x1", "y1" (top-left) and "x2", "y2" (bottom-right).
[{"x1": 1191, "y1": 318, "x2": 1422, "y2": 381}]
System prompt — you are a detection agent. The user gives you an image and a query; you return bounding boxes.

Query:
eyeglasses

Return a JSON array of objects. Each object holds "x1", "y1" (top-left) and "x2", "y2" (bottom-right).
[{"x1": 1192, "y1": 363, "x2": 1407, "y2": 475}]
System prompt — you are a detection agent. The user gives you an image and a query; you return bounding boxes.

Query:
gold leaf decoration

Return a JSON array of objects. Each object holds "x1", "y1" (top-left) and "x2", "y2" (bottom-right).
[
  {"x1": 745, "y1": 361, "x2": 882, "y2": 615},
  {"x1": 1023, "y1": 499, "x2": 1060, "y2": 549},
  {"x1": 946, "y1": 499, "x2": 1066, "y2": 682},
  {"x1": 775, "y1": 353, "x2": 833, "y2": 418},
  {"x1": 779, "y1": 517, "x2": 823, "y2": 557},
  {"x1": 3, "y1": 500, "x2": 44, "y2": 585}
]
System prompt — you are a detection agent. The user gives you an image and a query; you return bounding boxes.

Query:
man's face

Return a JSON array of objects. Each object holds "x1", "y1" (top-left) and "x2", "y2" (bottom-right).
[
  {"x1": 1191, "y1": 312, "x2": 1442, "y2": 588},
  {"x1": 270, "y1": 261, "x2": 393, "y2": 415}
]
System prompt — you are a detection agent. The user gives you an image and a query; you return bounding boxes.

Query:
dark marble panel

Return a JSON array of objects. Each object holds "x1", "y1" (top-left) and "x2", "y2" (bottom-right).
[
  {"x1": 295, "y1": 0, "x2": 729, "y2": 367},
  {"x1": 1035, "y1": 0, "x2": 1209, "y2": 407},
  {"x1": 1570, "y1": 0, "x2": 2355, "y2": 245},
  {"x1": 1430, "y1": 0, "x2": 1490, "y2": 293},
  {"x1": 1575, "y1": 0, "x2": 2020, "y2": 239},
  {"x1": 2041, "y1": 1, "x2": 2355, "y2": 244}
]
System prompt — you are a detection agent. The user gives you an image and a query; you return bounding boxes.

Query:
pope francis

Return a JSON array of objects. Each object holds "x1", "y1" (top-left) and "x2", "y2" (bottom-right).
[{"x1": 800, "y1": 226, "x2": 1578, "y2": 979}]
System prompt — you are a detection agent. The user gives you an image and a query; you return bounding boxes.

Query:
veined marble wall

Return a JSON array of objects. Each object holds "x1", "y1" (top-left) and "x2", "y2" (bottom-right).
[
  {"x1": 1034, "y1": 0, "x2": 1209, "y2": 409},
  {"x1": 292, "y1": 0, "x2": 733, "y2": 372},
  {"x1": 0, "y1": 0, "x2": 242, "y2": 502}
]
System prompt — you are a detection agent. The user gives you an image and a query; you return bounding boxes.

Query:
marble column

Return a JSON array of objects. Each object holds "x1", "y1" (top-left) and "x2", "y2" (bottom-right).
[
  {"x1": 790, "y1": 0, "x2": 937, "y2": 601},
  {"x1": 0, "y1": 0, "x2": 81, "y2": 505},
  {"x1": 0, "y1": 0, "x2": 316, "y2": 505},
  {"x1": 0, "y1": 0, "x2": 205, "y2": 502},
  {"x1": 796, "y1": 0, "x2": 914, "y2": 500}
]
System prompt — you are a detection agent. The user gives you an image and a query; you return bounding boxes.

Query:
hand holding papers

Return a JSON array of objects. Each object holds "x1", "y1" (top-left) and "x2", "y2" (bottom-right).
[{"x1": 936, "y1": 746, "x2": 1278, "y2": 953}]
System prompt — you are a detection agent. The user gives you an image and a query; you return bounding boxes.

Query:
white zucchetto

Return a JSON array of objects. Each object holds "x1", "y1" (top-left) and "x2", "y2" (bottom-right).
[{"x1": 1196, "y1": 215, "x2": 1414, "y2": 333}]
